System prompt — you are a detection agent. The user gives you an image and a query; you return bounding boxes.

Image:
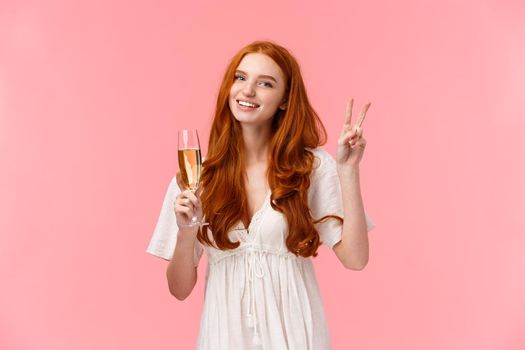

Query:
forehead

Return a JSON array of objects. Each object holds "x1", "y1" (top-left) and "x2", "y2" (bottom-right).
[{"x1": 236, "y1": 53, "x2": 285, "y2": 82}]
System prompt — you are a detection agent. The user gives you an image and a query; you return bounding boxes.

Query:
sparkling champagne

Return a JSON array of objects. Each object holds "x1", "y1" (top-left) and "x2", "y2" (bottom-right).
[{"x1": 178, "y1": 148, "x2": 202, "y2": 191}]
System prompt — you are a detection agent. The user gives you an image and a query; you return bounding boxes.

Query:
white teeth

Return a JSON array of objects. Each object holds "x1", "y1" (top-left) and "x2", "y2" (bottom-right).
[{"x1": 238, "y1": 100, "x2": 259, "y2": 108}]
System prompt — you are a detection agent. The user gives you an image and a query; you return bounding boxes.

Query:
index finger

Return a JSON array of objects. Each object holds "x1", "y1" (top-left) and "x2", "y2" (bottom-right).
[{"x1": 176, "y1": 171, "x2": 186, "y2": 191}]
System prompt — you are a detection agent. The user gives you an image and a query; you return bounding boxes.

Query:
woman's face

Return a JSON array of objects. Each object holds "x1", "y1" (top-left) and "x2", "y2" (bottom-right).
[{"x1": 229, "y1": 53, "x2": 288, "y2": 126}]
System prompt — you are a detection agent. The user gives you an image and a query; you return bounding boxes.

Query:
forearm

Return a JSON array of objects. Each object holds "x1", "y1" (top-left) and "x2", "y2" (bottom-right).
[
  {"x1": 166, "y1": 228, "x2": 198, "y2": 300},
  {"x1": 337, "y1": 165, "x2": 369, "y2": 269}
]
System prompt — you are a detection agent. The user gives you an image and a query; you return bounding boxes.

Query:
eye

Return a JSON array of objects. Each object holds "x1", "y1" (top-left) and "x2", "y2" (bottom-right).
[{"x1": 234, "y1": 74, "x2": 273, "y2": 88}]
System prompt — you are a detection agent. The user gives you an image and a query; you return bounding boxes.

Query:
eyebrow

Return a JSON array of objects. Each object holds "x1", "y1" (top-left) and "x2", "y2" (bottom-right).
[{"x1": 235, "y1": 70, "x2": 278, "y2": 83}]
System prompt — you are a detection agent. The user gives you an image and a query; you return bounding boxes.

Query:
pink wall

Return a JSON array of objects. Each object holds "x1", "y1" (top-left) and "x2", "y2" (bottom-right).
[{"x1": 1, "y1": 0, "x2": 524, "y2": 349}]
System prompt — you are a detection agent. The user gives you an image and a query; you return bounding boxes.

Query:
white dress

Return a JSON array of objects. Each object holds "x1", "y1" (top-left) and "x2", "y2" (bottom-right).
[{"x1": 146, "y1": 147, "x2": 376, "y2": 349}]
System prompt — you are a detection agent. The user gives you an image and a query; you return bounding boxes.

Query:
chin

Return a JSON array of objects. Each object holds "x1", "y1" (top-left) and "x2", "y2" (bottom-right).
[{"x1": 233, "y1": 112, "x2": 272, "y2": 126}]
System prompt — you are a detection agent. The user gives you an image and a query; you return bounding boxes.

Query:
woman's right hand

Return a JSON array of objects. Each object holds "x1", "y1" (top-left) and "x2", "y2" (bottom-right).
[{"x1": 173, "y1": 171, "x2": 203, "y2": 235}]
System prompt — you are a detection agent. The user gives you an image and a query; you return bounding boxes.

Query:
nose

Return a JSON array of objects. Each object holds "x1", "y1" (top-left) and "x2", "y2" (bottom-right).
[{"x1": 241, "y1": 81, "x2": 256, "y2": 97}]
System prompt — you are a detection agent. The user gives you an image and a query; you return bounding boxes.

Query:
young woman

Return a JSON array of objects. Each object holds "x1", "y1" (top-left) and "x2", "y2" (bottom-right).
[{"x1": 147, "y1": 40, "x2": 376, "y2": 349}]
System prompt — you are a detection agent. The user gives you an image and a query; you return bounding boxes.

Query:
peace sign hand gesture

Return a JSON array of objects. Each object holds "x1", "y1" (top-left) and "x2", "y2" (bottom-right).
[{"x1": 336, "y1": 98, "x2": 371, "y2": 169}]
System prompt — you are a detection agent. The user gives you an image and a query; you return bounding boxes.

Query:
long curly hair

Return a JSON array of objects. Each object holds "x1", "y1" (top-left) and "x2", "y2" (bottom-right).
[{"x1": 198, "y1": 40, "x2": 342, "y2": 258}]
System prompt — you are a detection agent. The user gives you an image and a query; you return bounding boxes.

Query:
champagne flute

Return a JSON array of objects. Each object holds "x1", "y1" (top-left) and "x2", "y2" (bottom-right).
[{"x1": 177, "y1": 129, "x2": 208, "y2": 227}]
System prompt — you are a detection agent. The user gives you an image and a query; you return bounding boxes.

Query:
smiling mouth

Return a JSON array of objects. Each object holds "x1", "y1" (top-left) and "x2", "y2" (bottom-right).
[{"x1": 236, "y1": 100, "x2": 260, "y2": 108}]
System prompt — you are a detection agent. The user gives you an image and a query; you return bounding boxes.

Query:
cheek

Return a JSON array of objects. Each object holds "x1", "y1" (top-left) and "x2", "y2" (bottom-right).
[
  {"x1": 229, "y1": 89, "x2": 242, "y2": 104},
  {"x1": 230, "y1": 83, "x2": 241, "y2": 95},
  {"x1": 228, "y1": 97, "x2": 236, "y2": 111},
  {"x1": 228, "y1": 89, "x2": 237, "y2": 104},
  {"x1": 266, "y1": 93, "x2": 284, "y2": 107}
]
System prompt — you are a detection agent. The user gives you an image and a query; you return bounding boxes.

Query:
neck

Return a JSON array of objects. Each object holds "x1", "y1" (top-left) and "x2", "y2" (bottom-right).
[{"x1": 241, "y1": 123, "x2": 271, "y2": 166}]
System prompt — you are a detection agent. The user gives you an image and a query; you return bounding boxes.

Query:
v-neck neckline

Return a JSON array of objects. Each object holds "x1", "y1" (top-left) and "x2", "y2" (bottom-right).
[{"x1": 244, "y1": 188, "x2": 271, "y2": 231}]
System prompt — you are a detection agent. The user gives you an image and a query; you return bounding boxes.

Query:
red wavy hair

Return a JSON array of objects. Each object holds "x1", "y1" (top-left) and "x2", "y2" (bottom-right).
[{"x1": 198, "y1": 40, "x2": 342, "y2": 258}]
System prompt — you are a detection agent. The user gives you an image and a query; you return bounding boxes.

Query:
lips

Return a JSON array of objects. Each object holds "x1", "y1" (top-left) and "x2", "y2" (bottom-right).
[{"x1": 236, "y1": 99, "x2": 260, "y2": 108}]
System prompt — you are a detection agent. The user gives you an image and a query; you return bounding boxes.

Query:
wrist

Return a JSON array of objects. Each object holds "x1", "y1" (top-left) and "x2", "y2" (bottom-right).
[
  {"x1": 177, "y1": 226, "x2": 199, "y2": 241},
  {"x1": 337, "y1": 164, "x2": 360, "y2": 175}
]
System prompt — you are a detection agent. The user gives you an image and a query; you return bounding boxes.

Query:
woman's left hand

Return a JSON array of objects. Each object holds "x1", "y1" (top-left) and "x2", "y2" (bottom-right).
[{"x1": 336, "y1": 98, "x2": 371, "y2": 168}]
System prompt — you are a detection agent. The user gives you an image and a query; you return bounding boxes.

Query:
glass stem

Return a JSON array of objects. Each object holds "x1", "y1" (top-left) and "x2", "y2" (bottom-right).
[{"x1": 190, "y1": 188, "x2": 199, "y2": 226}]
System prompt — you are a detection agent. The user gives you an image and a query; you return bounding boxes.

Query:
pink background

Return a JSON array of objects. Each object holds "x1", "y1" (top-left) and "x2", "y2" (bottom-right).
[{"x1": 1, "y1": 0, "x2": 524, "y2": 349}]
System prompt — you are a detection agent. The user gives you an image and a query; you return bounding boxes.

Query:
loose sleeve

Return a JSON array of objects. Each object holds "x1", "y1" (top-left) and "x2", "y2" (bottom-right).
[
  {"x1": 308, "y1": 149, "x2": 376, "y2": 250},
  {"x1": 145, "y1": 176, "x2": 204, "y2": 267}
]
